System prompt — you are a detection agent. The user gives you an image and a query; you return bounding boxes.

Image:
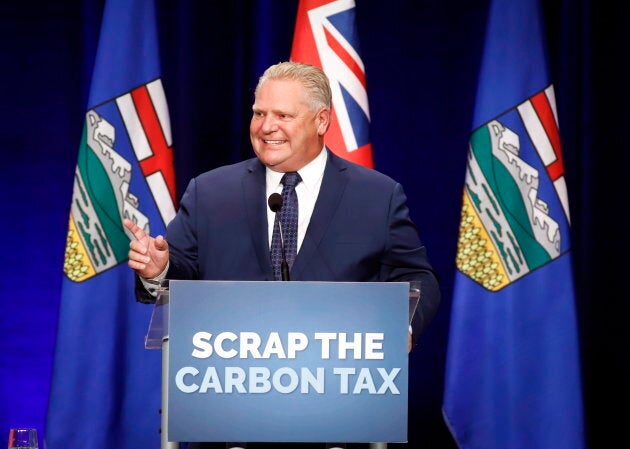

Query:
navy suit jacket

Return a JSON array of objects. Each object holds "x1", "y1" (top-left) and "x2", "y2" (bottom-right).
[{"x1": 137, "y1": 150, "x2": 440, "y2": 341}]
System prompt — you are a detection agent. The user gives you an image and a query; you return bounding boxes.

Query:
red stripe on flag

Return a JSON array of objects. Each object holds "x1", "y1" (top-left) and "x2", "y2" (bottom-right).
[
  {"x1": 323, "y1": 27, "x2": 366, "y2": 87},
  {"x1": 530, "y1": 91, "x2": 564, "y2": 181},
  {"x1": 131, "y1": 86, "x2": 177, "y2": 206},
  {"x1": 546, "y1": 159, "x2": 564, "y2": 181},
  {"x1": 290, "y1": 0, "x2": 323, "y2": 66}
]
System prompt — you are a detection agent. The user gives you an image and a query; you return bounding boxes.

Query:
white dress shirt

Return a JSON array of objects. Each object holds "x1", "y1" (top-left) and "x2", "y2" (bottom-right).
[{"x1": 265, "y1": 147, "x2": 327, "y2": 253}]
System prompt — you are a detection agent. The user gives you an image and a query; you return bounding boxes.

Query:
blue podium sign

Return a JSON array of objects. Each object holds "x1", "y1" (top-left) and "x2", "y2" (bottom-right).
[{"x1": 167, "y1": 280, "x2": 409, "y2": 443}]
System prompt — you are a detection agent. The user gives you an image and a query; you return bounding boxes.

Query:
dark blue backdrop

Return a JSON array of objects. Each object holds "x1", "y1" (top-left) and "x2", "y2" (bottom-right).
[{"x1": 0, "y1": 1, "x2": 627, "y2": 448}]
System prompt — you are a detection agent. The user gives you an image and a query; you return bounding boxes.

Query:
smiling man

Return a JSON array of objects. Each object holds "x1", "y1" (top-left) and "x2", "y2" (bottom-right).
[
  {"x1": 124, "y1": 62, "x2": 441, "y2": 449},
  {"x1": 250, "y1": 63, "x2": 331, "y2": 172}
]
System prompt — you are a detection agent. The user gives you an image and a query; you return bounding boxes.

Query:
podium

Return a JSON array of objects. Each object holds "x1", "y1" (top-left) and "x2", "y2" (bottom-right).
[{"x1": 146, "y1": 280, "x2": 420, "y2": 449}]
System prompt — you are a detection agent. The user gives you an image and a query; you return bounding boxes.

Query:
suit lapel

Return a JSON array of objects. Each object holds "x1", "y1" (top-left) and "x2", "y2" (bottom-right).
[
  {"x1": 292, "y1": 151, "x2": 349, "y2": 280},
  {"x1": 242, "y1": 159, "x2": 274, "y2": 279}
]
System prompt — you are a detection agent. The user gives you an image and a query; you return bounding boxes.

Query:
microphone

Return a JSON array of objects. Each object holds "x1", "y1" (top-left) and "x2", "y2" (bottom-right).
[
  {"x1": 268, "y1": 193, "x2": 290, "y2": 281},
  {"x1": 268, "y1": 192, "x2": 282, "y2": 213}
]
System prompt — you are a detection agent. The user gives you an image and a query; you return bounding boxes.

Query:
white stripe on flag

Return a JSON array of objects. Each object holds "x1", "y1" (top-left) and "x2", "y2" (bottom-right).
[
  {"x1": 554, "y1": 176, "x2": 571, "y2": 224},
  {"x1": 518, "y1": 100, "x2": 557, "y2": 166},
  {"x1": 326, "y1": 53, "x2": 369, "y2": 115},
  {"x1": 545, "y1": 85, "x2": 559, "y2": 125},
  {"x1": 147, "y1": 79, "x2": 173, "y2": 147},
  {"x1": 116, "y1": 94, "x2": 153, "y2": 160},
  {"x1": 147, "y1": 171, "x2": 176, "y2": 224}
]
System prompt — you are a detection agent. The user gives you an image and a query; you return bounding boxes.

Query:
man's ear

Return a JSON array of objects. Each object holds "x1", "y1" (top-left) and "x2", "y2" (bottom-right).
[{"x1": 317, "y1": 108, "x2": 332, "y2": 136}]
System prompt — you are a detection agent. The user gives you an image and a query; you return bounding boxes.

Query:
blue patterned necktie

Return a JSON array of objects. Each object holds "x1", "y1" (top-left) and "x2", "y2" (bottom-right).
[{"x1": 270, "y1": 172, "x2": 301, "y2": 281}]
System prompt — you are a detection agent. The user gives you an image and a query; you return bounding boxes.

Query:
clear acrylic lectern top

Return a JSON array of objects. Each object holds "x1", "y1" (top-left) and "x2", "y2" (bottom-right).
[{"x1": 145, "y1": 280, "x2": 170, "y2": 349}]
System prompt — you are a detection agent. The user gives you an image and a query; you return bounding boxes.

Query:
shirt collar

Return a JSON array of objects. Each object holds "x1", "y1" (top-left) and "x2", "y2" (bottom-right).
[{"x1": 265, "y1": 147, "x2": 328, "y2": 191}]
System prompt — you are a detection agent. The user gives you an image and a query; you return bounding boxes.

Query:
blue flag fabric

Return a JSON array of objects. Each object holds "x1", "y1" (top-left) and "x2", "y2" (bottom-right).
[
  {"x1": 46, "y1": 1, "x2": 176, "y2": 448},
  {"x1": 442, "y1": 1, "x2": 585, "y2": 449}
]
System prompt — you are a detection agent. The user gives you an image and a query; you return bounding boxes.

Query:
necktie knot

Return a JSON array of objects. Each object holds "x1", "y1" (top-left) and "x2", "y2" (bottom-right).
[{"x1": 281, "y1": 172, "x2": 301, "y2": 189}]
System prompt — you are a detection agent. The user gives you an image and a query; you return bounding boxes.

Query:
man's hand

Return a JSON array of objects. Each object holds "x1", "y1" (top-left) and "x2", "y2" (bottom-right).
[
  {"x1": 408, "y1": 331, "x2": 412, "y2": 353},
  {"x1": 123, "y1": 218, "x2": 169, "y2": 279}
]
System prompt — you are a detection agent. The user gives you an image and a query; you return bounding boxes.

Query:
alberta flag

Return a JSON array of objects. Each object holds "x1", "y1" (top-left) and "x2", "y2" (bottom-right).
[
  {"x1": 46, "y1": 1, "x2": 176, "y2": 448},
  {"x1": 291, "y1": 0, "x2": 373, "y2": 168},
  {"x1": 442, "y1": 1, "x2": 585, "y2": 449}
]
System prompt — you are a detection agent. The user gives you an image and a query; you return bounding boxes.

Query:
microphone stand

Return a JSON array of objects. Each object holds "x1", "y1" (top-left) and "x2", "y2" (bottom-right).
[{"x1": 277, "y1": 220, "x2": 290, "y2": 281}]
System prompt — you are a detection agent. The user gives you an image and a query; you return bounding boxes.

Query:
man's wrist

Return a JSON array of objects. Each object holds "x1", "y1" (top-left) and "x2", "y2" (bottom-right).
[{"x1": 139, "y1": 262, "x2": 169, "y2": 296}]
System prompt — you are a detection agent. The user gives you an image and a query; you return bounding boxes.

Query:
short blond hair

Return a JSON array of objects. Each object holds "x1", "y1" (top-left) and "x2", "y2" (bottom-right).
[{"x1": 255, "y1": 61, "x2": 332, "y2": 111}]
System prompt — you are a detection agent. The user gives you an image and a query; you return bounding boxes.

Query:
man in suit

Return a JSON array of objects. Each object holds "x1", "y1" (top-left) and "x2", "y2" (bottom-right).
[{"x1": 124, "y1": 61, "x2": 440, "y2": 449}]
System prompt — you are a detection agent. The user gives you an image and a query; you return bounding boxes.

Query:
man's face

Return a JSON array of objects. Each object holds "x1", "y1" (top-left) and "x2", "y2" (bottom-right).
[{"x1": 250, "y1": 78, "x2": 329, "y2": 173}]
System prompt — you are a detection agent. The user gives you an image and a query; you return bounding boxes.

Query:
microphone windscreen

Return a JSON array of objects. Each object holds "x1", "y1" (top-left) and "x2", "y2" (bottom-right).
[{"x1": 268, "y1": 192, "x2": 283, "y2": 212}]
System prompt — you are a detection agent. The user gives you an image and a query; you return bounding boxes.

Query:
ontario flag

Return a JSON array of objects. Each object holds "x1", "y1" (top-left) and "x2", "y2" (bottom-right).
[
  {"x1": 291, "y1": 0, "x2": 373, "y2": 168},
  {"x1": 442, "y1": 1, "x2": 585, "y2": 449},
  {"x1": 46, "y1": 0, "x2": 176, "y2": 448}
]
